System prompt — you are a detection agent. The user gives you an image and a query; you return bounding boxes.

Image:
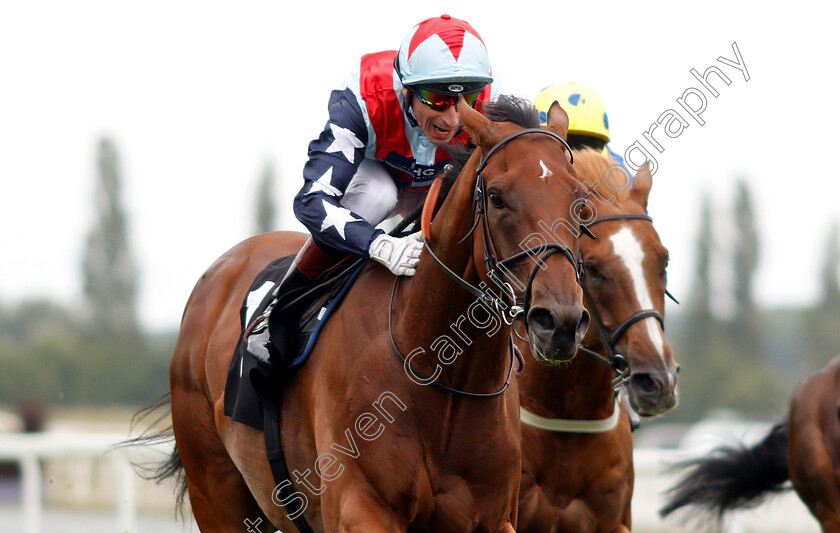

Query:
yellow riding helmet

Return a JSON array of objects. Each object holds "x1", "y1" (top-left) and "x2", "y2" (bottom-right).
[{"x1": 534, "y1": 82, "x2": 610, "y2": 143}]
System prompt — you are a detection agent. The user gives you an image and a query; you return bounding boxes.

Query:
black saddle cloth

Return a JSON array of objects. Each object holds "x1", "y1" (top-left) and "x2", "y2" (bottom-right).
[{"x1": 223, "y1": 255, "x2": 362, "y2": 429}]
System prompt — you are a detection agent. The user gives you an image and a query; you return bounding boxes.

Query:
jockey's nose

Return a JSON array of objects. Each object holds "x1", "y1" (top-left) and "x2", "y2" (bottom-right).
[{"x1": 441, "y1": 104, "x2": 459, "y2": 127}]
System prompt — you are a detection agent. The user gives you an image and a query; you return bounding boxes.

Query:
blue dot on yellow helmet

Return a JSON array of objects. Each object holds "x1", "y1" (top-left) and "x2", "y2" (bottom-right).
[{"x1": 568, "y1": 93, "x2": 581, "y2": 106}]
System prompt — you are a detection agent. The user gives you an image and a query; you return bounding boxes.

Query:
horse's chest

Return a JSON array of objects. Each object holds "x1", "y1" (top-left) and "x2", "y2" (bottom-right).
[
  {"x1": 419, "y1": 476, "x2": 513, "y2": 532},
  {"x1": 414, "y1": 445, "x2": 519, "y2": 531},
  {"x1": 519, "y1": 426, "x2": 630, "y2": 530}
]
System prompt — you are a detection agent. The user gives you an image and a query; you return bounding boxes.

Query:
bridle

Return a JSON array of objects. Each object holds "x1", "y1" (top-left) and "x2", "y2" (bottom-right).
[
  {"x1": 390, "y1": 127, "x2": 584, "y2": 398},
  {"x1": 576, "y1": 213, "x2": 677, "y2": 389},
  {"x1": 435, "y1": 128, "x2": 585, "y2": 323}
]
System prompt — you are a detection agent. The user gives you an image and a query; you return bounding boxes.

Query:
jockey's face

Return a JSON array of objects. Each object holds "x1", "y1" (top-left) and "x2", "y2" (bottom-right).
[{"x1": 404, "y1": 88, "x2": 461, "y2": 146}]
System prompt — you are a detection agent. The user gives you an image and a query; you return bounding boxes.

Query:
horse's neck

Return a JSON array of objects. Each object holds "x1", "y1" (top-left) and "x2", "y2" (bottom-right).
[
  {"x1": 394, "y1": 164, "x2": 512, "y2": 394},
  {"x1": 519, "y1": 340, "x2": 616, "y2": 419}
]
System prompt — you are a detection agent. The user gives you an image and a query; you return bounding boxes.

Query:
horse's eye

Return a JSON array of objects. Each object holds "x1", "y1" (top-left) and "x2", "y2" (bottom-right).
[
  {"x1": 488, "y1": 190, "x2": 506, "y2": 209},
  {"x1": 660, "y1": 256, "x2": 669, "y2": 280},
  {"x1": 585, "y1": 262, "x2": 604, "y2": 280}
]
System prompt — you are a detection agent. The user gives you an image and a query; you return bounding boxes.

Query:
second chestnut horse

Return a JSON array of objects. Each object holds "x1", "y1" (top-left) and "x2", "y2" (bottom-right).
[{"x1": 517, "y1": 147, "x2": 678, "y2": 533}]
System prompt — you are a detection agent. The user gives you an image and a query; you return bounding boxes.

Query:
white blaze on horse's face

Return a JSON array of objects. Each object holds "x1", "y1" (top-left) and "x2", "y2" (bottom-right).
[
  {"x1": 538, "y1": 160, "x2": 553, "y2": 180},
  {"x1": 609, "y1": 226, "x2": 666, "y2": 361}
]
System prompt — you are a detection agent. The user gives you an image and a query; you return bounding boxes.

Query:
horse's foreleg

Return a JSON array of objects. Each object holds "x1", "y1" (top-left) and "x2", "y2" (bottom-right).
[
  {"x1": 489, "y1": 522, "x2": 516, "y2": 533},
  {"x1": 619, "y1": 498, "x2": 632, "y2": 531},
  {"x1": 323, "y1": 491, "x2": 405, "y2": 533}
]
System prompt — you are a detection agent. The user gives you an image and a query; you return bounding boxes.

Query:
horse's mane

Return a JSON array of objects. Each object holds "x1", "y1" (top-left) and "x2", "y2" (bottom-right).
[
  {"x1": 572, "y1": 147, "x2": 632, "y2": 205},
  {"x1": 435, "y1": 95, "x2": 540, "y2": 209},
  {"x1": 433, "y1": 98, "x2": 633, "y2": 213}
]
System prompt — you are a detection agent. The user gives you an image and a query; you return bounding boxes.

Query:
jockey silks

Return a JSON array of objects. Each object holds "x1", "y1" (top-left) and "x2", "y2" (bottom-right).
[{"x1": 293, "y1": 50, "x2": 494, "y2": 257}]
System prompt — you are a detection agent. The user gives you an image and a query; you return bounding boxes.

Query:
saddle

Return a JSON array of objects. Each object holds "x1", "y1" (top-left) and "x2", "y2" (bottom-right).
[{"x1": 223, "y1": 254, "x2": 365, "y2": 429}]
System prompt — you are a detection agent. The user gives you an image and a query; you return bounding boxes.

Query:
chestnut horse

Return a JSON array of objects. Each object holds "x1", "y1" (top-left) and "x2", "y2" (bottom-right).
[
  {"x1": 516, "y1": 148, "x2": 678, "y2": 533},
  {"x1": 661, "y1": 352, "x2": 840, "y2": 533},
  {"x1": 167, "y1": 98, "x2": 590, "y2": 532}
]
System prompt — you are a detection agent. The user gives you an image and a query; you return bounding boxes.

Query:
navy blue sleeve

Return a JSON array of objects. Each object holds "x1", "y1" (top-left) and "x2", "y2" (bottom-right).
[{"x1": 293, "y1": 88, "x2": 384, "y2": 256}]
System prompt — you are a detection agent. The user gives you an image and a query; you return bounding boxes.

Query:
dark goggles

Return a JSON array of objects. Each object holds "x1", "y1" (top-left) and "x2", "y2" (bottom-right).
[{"x1": 414, "y1": 87, "x2": 483, "y2": 111}]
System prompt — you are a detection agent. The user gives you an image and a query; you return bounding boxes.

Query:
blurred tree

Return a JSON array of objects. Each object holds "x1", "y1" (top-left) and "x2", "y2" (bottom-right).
[
  {"x1": 688, "y1": 193, "x2": 713, "y2": 322},
  {"x1": 820, "y1": 220, "x2": 840, "y2": 308},
  {"x1": 732, "y1": 181, "x2": 759, "y2": 341},
  {"x1": 669, "y1": 189, "x2": 787, "y2": 423},
  {"x1": 671, "y1": 193, "x2": 717, "y2": 421},
  {"x1": 0, "y1": 299, "x2": 80, "y2": 347},
  {"x1": 81, "y1": 137, "x2": 138, "y2": 333},
  {"x1": 0, "y1": 298, "x2": 173, "y2": 405},
  {"x1": 801, "y1": 220, "x2": 840, "y2": 373},
  {"x1": 254, "y1": 160, "x2": 277, "y2": 234}
]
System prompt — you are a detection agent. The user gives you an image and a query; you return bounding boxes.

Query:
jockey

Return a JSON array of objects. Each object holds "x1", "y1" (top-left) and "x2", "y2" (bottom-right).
[
  {"x1": 273, "y1": 15, "x2": 495, "y2": 307},
  {"x1": 534, "y1": 82, "x2": 627, "y2": 169}
]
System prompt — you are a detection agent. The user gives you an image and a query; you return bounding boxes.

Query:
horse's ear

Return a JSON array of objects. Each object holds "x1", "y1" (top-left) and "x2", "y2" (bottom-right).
[
  {"x1": 630, "y1": 162, "x2": 653, "y2": 210},
  {"x1": 459, "y1": 98, "x2": 504, "y2": 152},
  {"x1": 546, "y1": 101, "x2": 569, "y2": 139}
]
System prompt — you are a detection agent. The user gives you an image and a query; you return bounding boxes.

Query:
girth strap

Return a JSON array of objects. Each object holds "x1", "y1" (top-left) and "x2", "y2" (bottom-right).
[{"x1": 252, "y1": 373, "x2": 315, "y2": 533}]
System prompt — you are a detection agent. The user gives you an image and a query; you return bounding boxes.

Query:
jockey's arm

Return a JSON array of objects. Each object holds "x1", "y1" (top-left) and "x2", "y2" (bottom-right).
[{"x1": 292, "y1": 88, "x2": 385, "y2": 257}]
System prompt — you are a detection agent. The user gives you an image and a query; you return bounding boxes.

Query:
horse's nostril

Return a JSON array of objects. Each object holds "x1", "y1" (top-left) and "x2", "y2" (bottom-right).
[
  {"x1": 576, "y1": 310, "x2": 590, "y2": 340},
  {"x1": 632, "y1": 373, "x2": 659, "y2": 395},
  {"x1": 528, "y1": 308, "x2": 556, "y2": 333}
]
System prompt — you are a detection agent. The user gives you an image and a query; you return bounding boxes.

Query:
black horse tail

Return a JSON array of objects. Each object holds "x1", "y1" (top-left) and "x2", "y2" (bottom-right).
[
  {"x1": 116, "y1": 393, "x2": 189, "y2": 520},
  {"x1": 660, "y1": 422, "x2": 791, "y2": 523}
]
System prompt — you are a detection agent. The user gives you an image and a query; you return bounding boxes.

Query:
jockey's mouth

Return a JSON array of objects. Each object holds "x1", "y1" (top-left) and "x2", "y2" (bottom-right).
[{"x1": 431, "y1": 124, "x2": 453, "y2": 139}]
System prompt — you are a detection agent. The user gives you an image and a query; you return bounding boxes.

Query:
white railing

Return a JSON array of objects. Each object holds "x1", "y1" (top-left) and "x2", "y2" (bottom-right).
[
  {"x1": 0, "y1": 430, "x2": 172, "y2": 533},
  {"x1": 0, "y1": 432, "x2": 821, "y2": 533}
]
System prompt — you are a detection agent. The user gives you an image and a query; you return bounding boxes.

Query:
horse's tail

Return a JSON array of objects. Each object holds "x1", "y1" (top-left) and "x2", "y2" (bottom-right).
[
  {"x1": 116, "y1": 393, "x2": 189, "y2": 520},
  {"x1": 659, "y1": 422, "x2": 791, "y2": 523}
]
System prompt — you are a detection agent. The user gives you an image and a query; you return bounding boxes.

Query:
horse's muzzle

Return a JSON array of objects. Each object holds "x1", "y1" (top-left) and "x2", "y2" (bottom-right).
[
  {"x1": 526, "y1": 305, "x2": 590, "y2": 364},
  {"x1": 628, "y1": 366, "x2": 679, "y2": 416}
]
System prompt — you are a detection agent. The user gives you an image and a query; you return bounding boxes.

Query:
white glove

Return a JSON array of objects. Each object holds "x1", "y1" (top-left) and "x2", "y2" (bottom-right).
[{"x1": 369, "y1": 231, "x2": 424, "y2": 276}]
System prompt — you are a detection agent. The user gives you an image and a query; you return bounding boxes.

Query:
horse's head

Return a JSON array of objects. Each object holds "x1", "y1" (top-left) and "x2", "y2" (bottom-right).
[
  {"x1": 451, "y1": 98, "x2": 589, "y2": 364},
  {"x1": 575, "y1": 150, "x2": 678, "y2": 415}
]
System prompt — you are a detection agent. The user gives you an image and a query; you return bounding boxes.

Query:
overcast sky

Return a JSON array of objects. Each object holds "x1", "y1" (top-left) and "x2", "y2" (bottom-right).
[{"x1": 1, "y1": 1, "x2": 838, "y2": 332}]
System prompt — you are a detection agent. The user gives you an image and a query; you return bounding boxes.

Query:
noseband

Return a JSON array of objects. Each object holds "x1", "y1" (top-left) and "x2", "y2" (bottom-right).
[
  {"x1": 577, "y1": 214, "x2": 675, "y2": 388},
  {"x1": 390, "y1": 128, "x2": 581, "y2": 398}
]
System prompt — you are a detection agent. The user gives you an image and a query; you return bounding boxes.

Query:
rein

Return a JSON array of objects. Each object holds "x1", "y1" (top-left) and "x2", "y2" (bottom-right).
[
  {"x1": 388, "y1": 277, "x2": 517, "y2": 398},
  {"x1": 389, "y1": 127, "x2": 578, "y2": 398}
]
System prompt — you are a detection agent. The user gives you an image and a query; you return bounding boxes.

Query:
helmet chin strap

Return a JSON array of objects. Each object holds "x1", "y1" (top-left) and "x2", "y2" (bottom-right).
[
  {"x1": 402, "y1": 87, "x2": 419, "y2": 128},
  {"x1": 395, "y1": 57, "x2": 419, "y2": 128}
]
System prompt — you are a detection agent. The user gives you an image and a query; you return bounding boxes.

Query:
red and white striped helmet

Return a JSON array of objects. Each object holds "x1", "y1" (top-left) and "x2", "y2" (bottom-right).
[{"x1": 395, "y1": 15, "x2": 493, "y2": 91}]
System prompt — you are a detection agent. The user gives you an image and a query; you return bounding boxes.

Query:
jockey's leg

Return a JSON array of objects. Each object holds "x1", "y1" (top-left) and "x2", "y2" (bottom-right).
[
  {"x1": 246, "y1": 160, "x2": 398, "y2": 351},
  {"x1": 341, "y1": 159, "x2": 400, "y2": 223},
  {"x1": 275, "y1": 235, "x2": 344, "y2": 296},
  {"x1": 277, "y1": 158, "x2": 399, "y2": 299}
]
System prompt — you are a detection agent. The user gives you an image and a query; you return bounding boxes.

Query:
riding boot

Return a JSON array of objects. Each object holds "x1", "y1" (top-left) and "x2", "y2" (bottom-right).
[
  {"x1": 274, "y1": 235, "x2": 342, "y2": 300},
  {"x1": 245, "y1": 236, "x2": 344, "y2": 366}
]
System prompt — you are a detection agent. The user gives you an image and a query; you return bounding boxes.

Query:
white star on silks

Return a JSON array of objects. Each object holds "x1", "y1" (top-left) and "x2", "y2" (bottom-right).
[
  {"x1": 325, "y1": 122, "x2": 364, "y2": 163},
  {"x1": 320, "y1": 199, "x2": 360, "y2": 239},
  {"x1": 306, "y1": 167, "x2": 341, "y2": 196}
]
